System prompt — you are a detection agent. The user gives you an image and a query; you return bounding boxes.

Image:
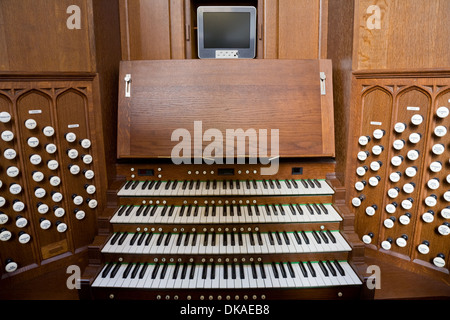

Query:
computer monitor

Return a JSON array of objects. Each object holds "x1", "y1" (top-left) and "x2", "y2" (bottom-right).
[{"x1": 197, "y1": 6, "x2": 257, "y2": 59}]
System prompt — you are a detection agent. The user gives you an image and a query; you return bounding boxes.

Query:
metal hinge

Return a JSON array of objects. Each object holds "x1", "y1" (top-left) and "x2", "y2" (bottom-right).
[
  {"x1": 124, "y1": 74, "x2": 132, "y2": 98},
  {"x1": 320, "y1": 72, "x2": 326, "y2": 95}
]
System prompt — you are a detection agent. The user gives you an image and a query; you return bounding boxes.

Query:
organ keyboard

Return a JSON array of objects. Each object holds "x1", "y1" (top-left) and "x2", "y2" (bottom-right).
[{"x1": 80, "y1": 59, "x2": 365, "y2": 301}]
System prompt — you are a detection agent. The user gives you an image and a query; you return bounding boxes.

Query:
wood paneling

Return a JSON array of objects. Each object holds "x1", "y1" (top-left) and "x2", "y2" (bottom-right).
[
  {"x1": 117, "y1": 59, "x2": 335, "y2": 159},
  {"x1": 0, "y1": 0, "x2": 95, "y2": 72},
  {"x1": 119, "y1": 0, "x2": 186, "y2": 60},
  {"x1": 354, "y1": 0, "x2": 450, "y2": 70}
]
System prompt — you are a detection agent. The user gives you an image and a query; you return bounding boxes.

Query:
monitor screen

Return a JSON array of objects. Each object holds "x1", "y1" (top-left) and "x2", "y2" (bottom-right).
[
  {"x1": 203, "y1": 12, "x2": 251, "y2": 49},
  {"x1": 197, "y1": 6, "x2": 256, "y2": 59}
]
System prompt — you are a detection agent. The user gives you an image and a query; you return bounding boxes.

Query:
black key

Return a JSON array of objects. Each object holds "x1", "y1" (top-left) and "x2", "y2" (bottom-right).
[
  {"x1": 144, "y1": 232, "x2": 153, "y2": 245},
  {"x1": 171, "y1": 181, "x2": 178, "y2": 190},
  {"x1": 189, "y1": 263, "x2": 196, "y2": 279},
  {"x1": 275, "y1": 231, "x2": 282, "y2": 245},
  {"x1": 306, "y1": 262, "x2": 316, "y2": 277},
  {"x1": 265, "y1": 204, "x2": 271, "y2": 216},
  {"x1": 275, "y1": 179, "x2": 282, "y2": 189},
  {"x1": 231, "y1": 262, "x2": 236, "y2": 279},
  {"x1": 150, "y1": 205, "x2": 158, "y2": 217},
  {"x1": 246, "y1": 180, "x2": 251, "y2": 189},
  {"x1": 143, "y1": 205, "x2": 151, "y2": 216},
  {"x1": 251, "y1": 262, "x2": 257, "y2": 279},
  {"x1": 211, "y1": 232, "x2": 216, "y2": 246},
  {"x1": 182, "y1": 180, "x2": 188, "y2": 190},
  {"x1": 151, "y1": 263, "x2": 160, "y2": 279},
  {"x1": 319, "y1": 203, "x2": 329, "y2": 214},
  {"x1": 278, "y1": 204, "x2": 285, "y2": 215},
  {"x1": 188, "y1": 180, "x2": 194, "y2": 190},
  {"x1": 117, "y1": 205, "x2": 127, "y2": 216},
  {"x1": 139, "y1": 263, "x2": 148, "y2": 279},
  {"x1": 312, "y1": 231, "x2": 321, "y2": 244},
  {"x1": 165, "y1": 180, "x2": 172, "y2": 190},
  {"x1": 271, "y1": 204, "x2": 278, "y2": 216},
  {"x1": 301, "y1": 231, "x2": 309, "y2": 244},
  {"x1": 173, "y1": 262, "x2": 180, "y2": 279},
  {"x1": 298, "y1": 262, "x2": 308, "y2": 278},
  {"x1": 211, "y1": 263, "x2": 216, "y2": 280},
  {"x1": 160, "y1": 205, "x2": 168, "y2": 216},
  {"x1": 203, "y1": 232, "x2": 209, "y2": 246},
  {"x1": 101, "y1": 263, "x2": 114, "y2": 278},
  {"x1": 147, "y1": 180, "x2": 156, "y2": 190},
  {"x1": 254, "y1": 205, "x2": 260, "y2": 216},
  {"x1": 164, "y1": 232, "x2": 172, "y2": 246},
  {"x1": 268, "y1": 232, "x2": 275, "y2": 245},
  {"x1": 176, "y1": 232, "x2": 183, "y2": 246},
  {"x1": 131, "y1": 180, "x2": 140, "y2": 190},
  {"x1": 229, "y1": 180, "x2": 234, "y2": 189},
  {"x1": 252, "y1": 180, "x2": 258, "y2": 189},
  {"x1": 268, "y1": 180, "x2": 275, "y2": 189},
  {"x1": 180, "y1": 263, "x2": 188, "y2": 280},
  {"x1": 333, "y1": 261, "x2": 345, "y2": 276},
  {"x1": 285, "y1": 180, "x2": 292, "y2": 189},
  {"x1": 287, "y1": 262, "x2": 295, "y2": 278},
  {"x1": 154, "y1": 180, "x2": 162, "y2": 190},
  {"x1": 247, "y1": 204, "x2": 253, "y2": 216},
  {"x1": 319, "y1": 231, "x2": 329, "y2": 244},
  {"x1": 195, "y1": 180, "x2": 201, "y2": 190},
  {"x1": 168, "y1": 205, "x2": 175, "y2": 216},
  {"x1": 109, "y1": 232, "x2": 121, "y2": 245},
  {"x1": 230, "y1": 232, "x2": 235, "y2": 246},
  {"x1": 193, "y1": 205, "x2": 199, "y2": 217},
  {"x1": 136, "y1": 205, "x2": 145, "y2": 216},
  {"x1": 307, "y1": 179, "x2": 315, "y2": 188},
  {"x1": 156, "y1": 233, "x2": 164, "y2": 246},
  {"x1": 259, "y1": 262, "x2": 266, "y2": 279},
  {"x1": 313, "y1": 179, "x2": 321, "y2": 188},
  {"x1": 249, "y1": 232, "x2": 255, "y2": 246},
  {"x1": 306, "y1": 204, "x2": 314, "y2": 215},
  {"x1": 118, "y1": 232, "x2": 128, "y2": 245},
  {"x1": 278, "y1": 263, "x2": 287, "y2": 278},
  {"x1": 256, "y1": 231, "x2": 263, "y2": 246},
  {"x1": 235, "y1": 180, "x2": 240, "y2": 189},
  {"x1": 326, "y1": 260, "x2": 337, "y2": 276},
  {"x1": 223, "y1": 204, "x2": 228, "y2": 217},
  {"x1": 291, "y1": 179, "x2": 298, "y2": 188},
  {"x1": 223, "y1": 232, "x2": 227, "y2": 246},
  {"x1": 160, "y1": 263, "x2": 168, "y2": 279},
  {"x1": 295, "y1": 204, "x2": 304, "y2": 215},
  {"x1": 131, "y1": 263, "x2": 141, "y2": 279},
  {"x1": 282, "y1": 231, "x2": 290, "y2": 245},
  {"x1": 110, "y1": 263, "x2": 121, "y2": 278},
  {"x1": 124, "y1": 180, "x2": 134, "y2": 190},
  {"x1": 201, "y1": 262, "x2": 208, "y2": 280},
  {"x1": 206, "y1": 180, "x2": 210, "y2": 190},
  {"x1": 271, "y1": 262, "x2": 279, "y2": 278},
  {"x1": 229, "y1": 204, "x2": 234, "y2": 216},
  {"x1": 237, "y1": 205, "x2": 242, "y2": 216},
  {"x1": 223, "y1": 262, "x2": 228, "y2": 279},
  {"x1": 239, "y1": 262, "x2": 245, "y2": 279},
  {"x1": 212, "y1": 180, "x2": 217, "y2": 190},
  {"x1": 211, "y1": 204, "x2": 216, "y2": 217},
  {"x1": 326, "y1": 230, "x2": 336, "y2": 243},
  {"x1": 129, "y1": 232, "x2": 139, "y2": 245},
  {"x1": 191, "y1": 232, "x2": 197, "y2": 246},
  {"x1": 301, "y1": 180, "x2": 308, "y2": 188},
  {"x1": 312, "y1": 203, "x2": 321, "y2": 215},
  {"x1": 125, "y1": 206, "x2": 134, "y2": 216},
  {"x1": 186, "y1": 204, "x2": 192, "y2": 217},
  {"x1": 204, "y1": 204, "x2": 209, "y2": 217},
  {"x1": 293, "y1": 232, "x2": 302, "y2": 245},
  {"x1": 238, "y1": 232, "x2": 243, "y2": 246},
  {"x1": 262, "y1": 179, "x2": 268, "y2": 189},
  {"x1": 318, "y1": 261, "x2": 329, "y2": 277}
]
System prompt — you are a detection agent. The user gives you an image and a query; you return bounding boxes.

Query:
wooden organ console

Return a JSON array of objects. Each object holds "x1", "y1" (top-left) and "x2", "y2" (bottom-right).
[{"x1": 80, "y1": 59, "x2": 365, "y2": 300}]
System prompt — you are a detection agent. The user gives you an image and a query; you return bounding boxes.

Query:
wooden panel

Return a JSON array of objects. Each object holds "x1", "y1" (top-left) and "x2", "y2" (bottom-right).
[
  {"x1": 278, "y1": 0, "x2": 320, "y2": 59},
  {"x1": 354, "y1": 0, "x2": 450, "y2": 70},
  {"x1": 0, "y1": 0, "x2": 94, "y2": 72},
  {"x1": 117, "y1": 59, "x2": 335, "y2": 159},
  {"x1": 120, "y1": 0, "x2": 185, "y2": 60}
]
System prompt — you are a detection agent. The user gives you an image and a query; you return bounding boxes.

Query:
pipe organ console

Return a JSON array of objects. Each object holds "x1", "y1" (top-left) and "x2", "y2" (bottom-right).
[{"x1": 80, "y1": 60, "x2": 366, "y2": 300}]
